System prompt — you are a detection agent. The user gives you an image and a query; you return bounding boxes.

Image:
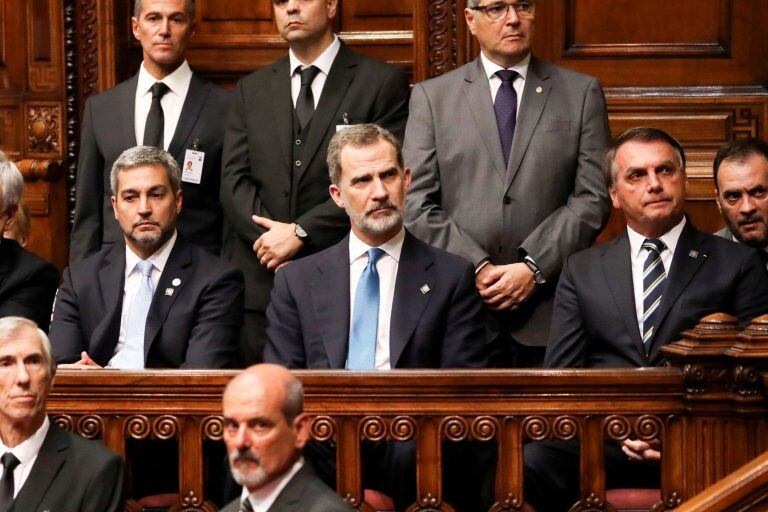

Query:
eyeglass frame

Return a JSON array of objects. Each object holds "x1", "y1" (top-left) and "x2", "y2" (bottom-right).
[{"x1": 469, "y1": 1, "x2": 536, "y2": 21}]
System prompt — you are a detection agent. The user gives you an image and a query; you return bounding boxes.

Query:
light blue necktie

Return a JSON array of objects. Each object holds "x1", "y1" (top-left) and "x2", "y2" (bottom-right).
[
  {"x1": 348, "y1": 248, "x2": 385, "y2": 370},
  {"x1": 113, "y1": 260, "x2": 155, "y2": 369}
]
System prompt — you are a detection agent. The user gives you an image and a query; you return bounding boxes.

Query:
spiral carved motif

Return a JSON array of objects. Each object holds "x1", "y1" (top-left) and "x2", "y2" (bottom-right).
[
  {"x1": 361, "y1": 416, "x2": 388, "y2": 442},
  {"x1": 634, "y1": 415, "x2": 663, "y2": 441},
  {"x1": 522, "y1": 416, "x2": 550, "y2": 441},
  {"x1": 53, "y1": 414, "x2": 74, "y2": 432},
  {"x1": 442, "y1": 416, "x2": 469, "y2": 442},
  {"x1": 553, "y1": 416, "x2": 579, "y2": 440},
  {"x1": 152, "y1": 415, "x2": 179, "y2": 440},
  {"x1": 427, "y1": 0, "x2": 454, "y2": 78},
  {"x1": 604, "y1": 415, "x2": 632, "y2": 441},
  {"x1": 391, "y1": 416, "x2": 416, "y2": 441},
  {"x1": 77, "y1": 415, "x2": 103, "y2": 439},
  {"x1": 201, "y1": 416, "x2": 224, "y2": 441},
  {"x1": 125, "y1": 415, "x2": 151, "y2": 440},
  {"x1": 310, "y1": 416, "x2": 336, "y2": 442},
  {"x1": 471, "y1": 416, "x2": 499, "y2": 441}
]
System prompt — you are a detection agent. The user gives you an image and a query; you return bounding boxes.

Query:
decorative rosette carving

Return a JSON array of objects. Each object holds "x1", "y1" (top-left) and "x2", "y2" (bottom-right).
[
  {"x1": 489, "y1": 492, "x2": 523, "y2": 511},
  {"x1": 471, "y1": 416, "x2": 499, "y2": 441},
  {"x1": 152, "y1": 415, "x2": 179, "y2": 440},
  {"x1": 553, "y1": 416, "x2": 579, "y2": 441},
  {"x1": 522, "y1": 416, "x2": 550, "y2": 441},
  {"x1": 360, "y1": 416, "x2": 388, "y2": 442},
  {"x1": 310, "y1": 416, "x2": 336, "y2": 442},
  {"x1": 391, "y1": 416, "x2": 416, "y2": 441},
  {"x1": 52, "y1": 414, "x2": 74, "y2": 432},
  {"x1": 77, "y1": 415, "x2": 103, "y2": 439},
  {"x1": 604, "y1": 415, "x2": 632, "y2": 441},
  {"x1": 442, "y1": 416, "x2": 469, "y2": 442},
  {"x1": 125, "y1": 415, "x2": 151, "y2": 440},
  {"x1": 634, "y1": 415, "x2": 663, "y2": 442},
  {"x1": 201, "y1": 416, "x2": 224, "y2": 441}
]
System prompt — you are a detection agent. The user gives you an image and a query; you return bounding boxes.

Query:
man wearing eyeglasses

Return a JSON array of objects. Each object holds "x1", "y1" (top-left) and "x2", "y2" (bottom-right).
[{"x1": 404, "y1": 0, "x2": 611, "y2": 368}]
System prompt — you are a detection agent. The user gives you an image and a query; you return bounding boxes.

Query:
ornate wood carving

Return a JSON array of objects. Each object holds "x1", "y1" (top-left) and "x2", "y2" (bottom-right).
[
  {"x1": 26, "y1": 104, "x2": 61, "y2": 156},
  {"x1": 78, "y1": 0, "x2": 99, "y2": 99},
  {"x1": 426, "y1": 0, "x2": 456, "y2": 79},
  {"x1": 65, "y1": 0, "x2": 78, "y2": 227}
]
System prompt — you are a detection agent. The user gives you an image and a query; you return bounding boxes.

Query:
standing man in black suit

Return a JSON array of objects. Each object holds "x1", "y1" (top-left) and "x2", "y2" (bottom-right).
[
  {"x1": 0, "y1": 316, "x2": 123, "y2": 512},
  {"x1": 264, "y1": 125, "x2": 487, "y2": 512},
  {"x1": 71, "y1": 0, "x2": 230, "y2": 259},
  {"x1": 0, "y1": 155, "x2": 58, "y2": 332},
  {"x1": 221, "y1": 364, "x2": 350, "y2": 512},
  {"x1": 221, "y1": 0, "x2": 410, "y2": 365},
  {"x1": 50, "y1": 146, "x2": 244, "y2": 369},
  {"x1": 524, "y1": 127, "x2": 768, "y2": 511},
  {"x1": 713, "y1": 138, "x2": 768, "y2": 263}
]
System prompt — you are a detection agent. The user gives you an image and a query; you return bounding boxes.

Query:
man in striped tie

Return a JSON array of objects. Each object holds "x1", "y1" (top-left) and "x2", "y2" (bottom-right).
[{"x1": 525, "y1": 127, "x2": 768, "y2": 511}]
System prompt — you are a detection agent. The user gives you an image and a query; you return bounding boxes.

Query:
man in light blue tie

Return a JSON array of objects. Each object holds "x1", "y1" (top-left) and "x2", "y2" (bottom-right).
[
  {"x1": 50, "y1": 145, "x2": 245, "y2": 370},
  {"x1": 263, "y1": 124, "x2": 487, "y2": 511}
]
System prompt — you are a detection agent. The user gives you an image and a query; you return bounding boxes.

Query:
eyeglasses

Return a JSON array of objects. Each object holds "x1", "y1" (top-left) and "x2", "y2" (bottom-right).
[{"x1": 471, "y1": 1, "x2": 535, "y2": 21}]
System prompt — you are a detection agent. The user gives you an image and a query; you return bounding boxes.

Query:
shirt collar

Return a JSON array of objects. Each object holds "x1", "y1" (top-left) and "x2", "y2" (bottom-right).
[
  {"x1": 348, "y1": 227, "x2": 405, "y2": 265},
  {"x1": 241, "y1": 458, "x2": 304, "y2": 511},
  {"x1": 289, "y1": 35, "x2": 340, "y2": 76},
  {"x1": 627, "y1": 216, "x2": 687, "y2": 259},
  {"x1": 125, "y1": 230, "x2": 178, "y2": 277},
  {"x1": 137, "y1": 60, "x2": 193, "y2": 98},
  {"x1": 480, "y1": 51, "x2": 530, "y2": 82},
  {"x1": 0, "y1": 416, "x2": 50, "y2": 465}
]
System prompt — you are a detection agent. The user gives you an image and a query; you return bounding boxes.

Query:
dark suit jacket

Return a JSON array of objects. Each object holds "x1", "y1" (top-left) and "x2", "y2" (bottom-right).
[
  {"x1": 545, "y1": 222, "x2": 768, "y2": 368},
  {"x1": 404, "y1": 56, "x2": 611, "y2": 347},
  {"x1": 221, "y1": 42, "x2": 410, "y2": 312},
  {"x1": 70, "y1": 72, "x2": 230, "y2": 259},
  {"x1": 49, "y1": 236, "x2": 244, "y2": 368},
  {"x1": 220, "y1": 463, "x2": 350, "y2": 512},
  {"x1": 264, "y1": 231, "x2": 488, "y2": 369},
  {"x1": 0, "y1": 239, "x2": 58, "y2": 332},
  {"x1": 10, "y1": 422, "x2": 123, "y2": 512}
]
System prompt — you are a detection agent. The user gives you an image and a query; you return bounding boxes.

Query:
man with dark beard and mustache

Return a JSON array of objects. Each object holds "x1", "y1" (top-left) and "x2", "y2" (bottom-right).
[
  {"x1": 714, "y1": 138, "x2": 768, "y2": 268},
  {"x1": 220, "y1": 364, "x2": 350, "y2": 512},
  {"x1": 49, "y1": 146, "x2": 244, "y2": 369},
  {"x1": 263, "y1": 124, "x2": 487, "y2": 511}
]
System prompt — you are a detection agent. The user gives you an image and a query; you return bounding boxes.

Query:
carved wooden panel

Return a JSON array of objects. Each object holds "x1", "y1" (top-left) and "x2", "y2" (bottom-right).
[
  {"x1": 26, "y1": 102, "x2": 62, "y2": 158},
  {"x1": 27, "y1": 0, "x2": 63, "y2": 92},
  {"x1": 0, "y1": 104, "x2": 23, "y2": 158}
]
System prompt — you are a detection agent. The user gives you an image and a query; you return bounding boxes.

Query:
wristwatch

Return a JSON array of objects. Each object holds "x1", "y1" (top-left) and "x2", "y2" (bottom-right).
[
  {"x1": 294, "y1": 223, "x2": 308, "y2": 241},
  {"x1": 523, "y1": 259, "x2": 546, "y2": 286}
]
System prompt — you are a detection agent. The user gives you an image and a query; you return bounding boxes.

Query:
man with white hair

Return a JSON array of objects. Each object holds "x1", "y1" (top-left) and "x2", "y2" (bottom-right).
[
  {"x1": 0, "y1": 153, "x2": 58, "y2": 331},
  {"x1": 0, "y1": 316, "x2": 123, "y2": 511}
]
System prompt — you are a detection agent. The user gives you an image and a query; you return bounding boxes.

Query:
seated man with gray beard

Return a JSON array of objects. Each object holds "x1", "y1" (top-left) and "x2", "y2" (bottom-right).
[
  {"x1": 221, "y1": 364, "x2": 350, "y2": 512},
  {"x1": 50, "y1": 145, "x2": 244, "y2": 369}
]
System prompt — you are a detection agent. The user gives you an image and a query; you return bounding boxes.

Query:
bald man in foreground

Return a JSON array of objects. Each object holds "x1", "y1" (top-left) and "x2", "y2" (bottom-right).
[{"x1": 221, "y1": 364, "x2": 350, "y2": 512}]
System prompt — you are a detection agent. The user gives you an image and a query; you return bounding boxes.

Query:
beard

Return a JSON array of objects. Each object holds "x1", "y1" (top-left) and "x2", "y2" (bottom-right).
[
  {"x1": 229, "y1": 449, "x2": 269, "y2": 490},
  {"x1": 727, "y1": 214, "x2": 768, "y2": 249},
  {"x1": 344, "y1": 200, "x2": 403, "y2": 237},
  {"x1": 126, "y1": 220, "x2": 174, "y2": 254}
]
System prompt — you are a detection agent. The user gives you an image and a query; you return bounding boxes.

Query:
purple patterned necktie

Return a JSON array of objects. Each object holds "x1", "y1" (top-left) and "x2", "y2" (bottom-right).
[{"x1": 494, "y1": 69, "x2": 518, "y2": 167}]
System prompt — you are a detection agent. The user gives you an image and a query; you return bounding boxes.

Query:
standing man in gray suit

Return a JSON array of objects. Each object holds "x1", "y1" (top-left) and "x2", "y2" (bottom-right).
[
  {"x1": 404, "y1": 0, "x2": 611, "y2": 366},
  {"x1": 713, "y1": 138, "x2": 768, "y2": 264}
]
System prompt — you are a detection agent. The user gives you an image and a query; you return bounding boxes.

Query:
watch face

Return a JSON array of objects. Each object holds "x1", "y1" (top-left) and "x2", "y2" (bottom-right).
[{"x1": 295, "y1": 224, "x2": 308, "y2": 238}]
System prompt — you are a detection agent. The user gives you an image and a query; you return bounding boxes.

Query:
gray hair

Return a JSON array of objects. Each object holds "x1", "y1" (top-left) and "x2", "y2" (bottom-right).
[
  {"x1": 0, "y1": 317, "x2": 55, "y2": 375},
  {"x1": 281, "y1": 378, "x2": 304, "y2": 423},
  {"x1": 326, "y1": 124, "x2": 404, "y2": 185},
  {"x1": 110, "y1": 146, "x2": 181, "y2": 196},
  {"x1": 134, "y1": 0, "x2": 196, "y2": 19},
  {"x1": 0, "y1": 151, "x2": 24, "y2": 214},
  {"x1": 604, "y1": 126, "x2": 686, "y2": 189}
]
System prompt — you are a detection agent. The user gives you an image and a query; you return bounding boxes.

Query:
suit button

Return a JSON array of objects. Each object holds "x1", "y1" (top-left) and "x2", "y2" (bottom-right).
[
  {"x1": 295, "y1": 160, "x2": 302, "y2": 167},
  {"x1": 503, "y1": 195, "x2": 512, "y2": 205},
  {"x1": 295, "y1": 139, "x2": 302, "y2": 146},
  {"x1": 283, "y1": 189, "x2": 289, "y2": 198}
]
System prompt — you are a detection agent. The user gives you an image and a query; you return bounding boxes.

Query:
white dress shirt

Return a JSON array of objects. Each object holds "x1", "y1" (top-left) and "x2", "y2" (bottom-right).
[
  {"x1": 0, "y1": 416, "x2": 50, "y2": 498},
  {"x1": 109, "y1": 230, "x2": 178, "y2": 367},
  {"x1": 627, "y1": 217, "x2": 686, "y2": 336},
  {"x1": 239, "y1": 458, "x2": 304, "y2": 512},
  {"x1": 134, "y1": 60, "x2": 193, "y2": 150},
  {"x1": 348, "y1": 228, "x2": 405, "y2": 370},
  {"x1": 480, "y1": 51, "x2": 530, "y2": 114},
  {"x1": 289, "y1": 35, "x2": 341, "y2": 109}
]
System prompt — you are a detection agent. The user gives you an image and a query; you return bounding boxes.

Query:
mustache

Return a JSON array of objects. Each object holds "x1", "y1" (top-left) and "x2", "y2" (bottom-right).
[
  {"x1": 365, "y1": 202, "x2": 398, "y2": 215},
  {"x1": 738, "y1": 215, "x2": 765, "y2": 226},
  {"x1": 231, "y1": 449, "x2": 260, "y2": 465},
  {"x1": 132, "y1": 219, "x2": 159, "y2": 229}
]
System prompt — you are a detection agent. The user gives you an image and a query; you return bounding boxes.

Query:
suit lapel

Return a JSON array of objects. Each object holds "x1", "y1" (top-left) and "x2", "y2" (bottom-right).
[
  {"x1": 0, "y1": 242, "x2": 11, "y2": 288},
  {"x1": 121, "y1": 73, "x2": 140, "y2": 147},
  {"x1": 91, "y1": 244, "x2": 126, "y2": 365},
  {"x1": 269, "y1": 57, "x2": 294, "y2": 171},
  {"x1": 12, "y1": 424, "x2": 68, "y2": 512},
  {"x1": 649, "y1": 222, "x2": 708, "y2": 355},
  {"x1": 144, "y1": 238, "x2": 193, "y2": 363},
  {"x1": 299, "y1": 43, "x2": 357, "y2": 181},
  {"x1": 601, "y1": 233, "x2": 646, "y2": 361},
  {"x1": 505, "y1": 56, "x2": 551, "y2": 189},
  {"x1": 267, "y1": 464, "x2": 314, "y2": 512},
  {"x1": 167, "y1": 73, "x2": 210, "y2": 159},
  {"x1": 311, "y1": 238, "x2": 351, "y2": 368},
  {"x1": 390, "y1": 233, "x2": 433, "y2": 368},
  {"x1": 463, "y1": 58, "x2": 507, "y2": 181}
]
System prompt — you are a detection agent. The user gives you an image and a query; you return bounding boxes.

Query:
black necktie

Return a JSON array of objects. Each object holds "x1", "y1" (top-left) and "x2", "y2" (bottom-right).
[
  {"x1": 295, "y1": 65, "x2": 321, "y2": 132},
  {"x1": 240, "y1": 497, "x2": 254, "y2": 512},
  {"x1": 494, "y1": 69, "x2": 518, "y2": 167},
  {"x1": 143, "y1": 81, "x2": 171, "y2": 148},
  {"x1": 0, "y1": 452, "x2": 20, "y2": 512}
]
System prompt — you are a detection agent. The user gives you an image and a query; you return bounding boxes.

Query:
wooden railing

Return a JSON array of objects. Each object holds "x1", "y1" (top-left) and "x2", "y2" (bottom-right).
[{"x1": 46, "y1": 314, "x2": 768, "y2": 512}]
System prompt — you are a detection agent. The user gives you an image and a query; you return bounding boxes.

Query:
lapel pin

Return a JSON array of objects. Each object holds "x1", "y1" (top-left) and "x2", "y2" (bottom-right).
[
  {"x1": 172, "y1": 278, "x2": 181, "y2": 286},
  {"x1": 420, "y1": 284, "x2": 430, "y2": 295},
  {"x1": 536, "y1": 86, "x2": 543, "y2": 93},
  {"x1": 688, "y1": 250, "x2": 699, "y2": 258},
  {"x1": 165, "y1": 288, "x2": 174, "y2": 296}
]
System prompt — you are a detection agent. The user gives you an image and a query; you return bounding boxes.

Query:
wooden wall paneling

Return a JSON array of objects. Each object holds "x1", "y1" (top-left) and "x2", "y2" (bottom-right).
[
  {"x1": 0, "y1": 0, "x2": 27, "y2": 95},
  {"x1": 0, "y1": 101, "x2": 23, "y2": 159},
  {"x1": 27, "y1": 0, "x2": 63, "y2": 94}
]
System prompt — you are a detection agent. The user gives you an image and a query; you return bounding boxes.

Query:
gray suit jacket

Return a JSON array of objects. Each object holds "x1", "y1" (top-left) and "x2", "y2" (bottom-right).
[
  {"x1": 220, "y1": 463, "x2": 350, "y2": 512},
  {"x1": 715, "y1": 227, "x2": 733, "y2": 240},
  {"x1": 404, "y1": 56, "x2": 611, "y2": 346}
]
